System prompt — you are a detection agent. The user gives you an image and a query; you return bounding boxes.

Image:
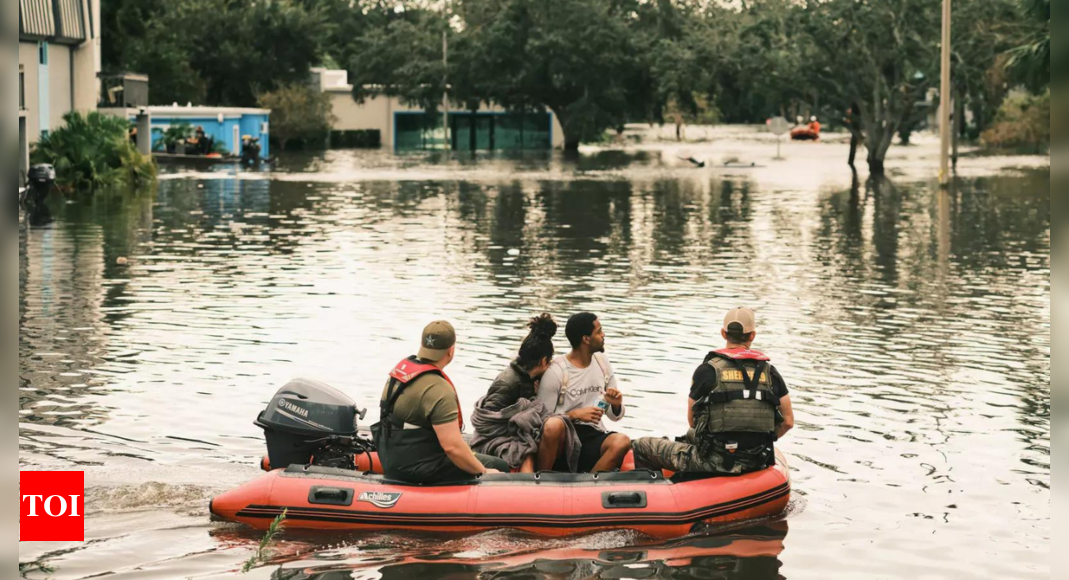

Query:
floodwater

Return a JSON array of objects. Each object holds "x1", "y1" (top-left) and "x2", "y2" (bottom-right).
[{"x1": 19, "y1": 130, "x2": 1050, "y2": 580}]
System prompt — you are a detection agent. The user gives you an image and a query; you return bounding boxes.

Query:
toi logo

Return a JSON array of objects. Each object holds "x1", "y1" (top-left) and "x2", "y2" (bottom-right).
[{"x1": 20, "y1": 472, "x2": 85, "y2": 542}]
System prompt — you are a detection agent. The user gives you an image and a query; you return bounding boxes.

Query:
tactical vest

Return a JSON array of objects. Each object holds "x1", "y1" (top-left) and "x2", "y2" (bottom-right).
[{"x1": 693, "y1": 348, "x2": 780, "y2": 451}]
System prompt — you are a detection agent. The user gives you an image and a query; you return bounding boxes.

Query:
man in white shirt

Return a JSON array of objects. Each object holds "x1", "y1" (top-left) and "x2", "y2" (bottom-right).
[{"x1": 536, "y1": 313, "x2": 631, "y2": 473}]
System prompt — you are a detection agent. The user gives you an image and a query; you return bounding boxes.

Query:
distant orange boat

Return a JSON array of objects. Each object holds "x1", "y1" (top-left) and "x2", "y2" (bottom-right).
[{"x1": 791, "y1": 126, "x2": 820, "y2": 141}]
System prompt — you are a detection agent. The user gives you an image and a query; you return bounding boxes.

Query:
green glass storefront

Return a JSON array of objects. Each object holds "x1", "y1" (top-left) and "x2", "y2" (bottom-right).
[{"x1": 395, "y1": 112, "x2": 552, "y2": 151}]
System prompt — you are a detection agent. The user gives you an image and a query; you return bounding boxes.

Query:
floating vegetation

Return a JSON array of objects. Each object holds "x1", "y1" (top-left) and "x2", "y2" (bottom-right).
[{"x1": 243, "y1": 509, "x2": 288, "y2": 573}]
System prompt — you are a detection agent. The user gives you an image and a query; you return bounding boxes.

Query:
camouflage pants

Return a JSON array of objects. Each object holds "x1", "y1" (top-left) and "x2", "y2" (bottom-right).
[{"x1": 632, "y1": 430, "x2": 771, "y2": 476}]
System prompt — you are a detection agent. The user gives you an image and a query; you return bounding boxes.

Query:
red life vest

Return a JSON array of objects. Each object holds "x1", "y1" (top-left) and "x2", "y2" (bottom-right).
[
  {"x1": 388, "y1": 358, "x2": 464, "y2": 430},
  {"x1": 714, "y1": 347, "x2": 771, "y2": 362}
]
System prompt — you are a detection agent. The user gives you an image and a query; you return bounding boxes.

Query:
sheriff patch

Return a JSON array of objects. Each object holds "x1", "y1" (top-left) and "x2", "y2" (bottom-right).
[{"x1": 721, "y1": 369, "x2": 770, "y2": 384}]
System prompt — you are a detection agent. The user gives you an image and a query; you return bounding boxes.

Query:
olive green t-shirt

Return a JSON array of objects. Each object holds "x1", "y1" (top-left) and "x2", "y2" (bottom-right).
[{"x1": 381, "y1": 374, "x2": 460, "y2": 428}]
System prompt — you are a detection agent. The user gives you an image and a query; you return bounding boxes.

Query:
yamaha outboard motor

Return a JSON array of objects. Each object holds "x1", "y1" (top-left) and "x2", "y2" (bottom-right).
[
  {"x1": 27, "y1": 163, "x2": 56, "y2": 192},
  {"x1": 255, "y1": 379, "x2": 369, "y2": 470},
  {"x1": 22, "y1": 164, "x2": 56, "y2": 226}
]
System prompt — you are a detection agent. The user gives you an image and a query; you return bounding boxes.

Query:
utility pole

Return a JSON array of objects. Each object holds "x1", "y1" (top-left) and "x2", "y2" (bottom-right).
[
  {"x1": 939, "y1": 0, "x2": 953, "y2": 187},
  {"x1": 442, "y1": 30, "x2": 450, "y2": 151}
]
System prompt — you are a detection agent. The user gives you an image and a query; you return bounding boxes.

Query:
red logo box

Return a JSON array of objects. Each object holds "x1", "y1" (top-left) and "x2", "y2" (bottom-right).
[{"x1": 20, "y1": 472, "x2": 85, "y2": 542}]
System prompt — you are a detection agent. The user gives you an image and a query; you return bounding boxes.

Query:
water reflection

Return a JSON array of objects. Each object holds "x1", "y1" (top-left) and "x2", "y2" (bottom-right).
[{"x1": 236, "y1": 524, "x2": 787, "y2": 580}]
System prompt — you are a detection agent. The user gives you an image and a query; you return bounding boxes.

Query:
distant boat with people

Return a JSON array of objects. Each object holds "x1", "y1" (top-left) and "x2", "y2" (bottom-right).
[{"x1": 790, "y1": 117, "x2": 822, "y2": 141}]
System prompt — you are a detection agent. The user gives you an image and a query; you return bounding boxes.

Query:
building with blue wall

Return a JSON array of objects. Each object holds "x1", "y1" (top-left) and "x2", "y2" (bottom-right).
[{"x1": 139, "y1": 106, "x2": 272, "y2": 158}]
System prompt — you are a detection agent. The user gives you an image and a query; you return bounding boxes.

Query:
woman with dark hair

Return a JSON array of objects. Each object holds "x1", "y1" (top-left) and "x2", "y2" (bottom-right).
[{"x1": 470, "y1": 315, "x2": 580, "y2": 473}]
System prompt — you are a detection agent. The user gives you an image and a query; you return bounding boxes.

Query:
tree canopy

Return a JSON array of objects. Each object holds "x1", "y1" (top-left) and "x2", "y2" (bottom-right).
[
  {"x1": 1006, "y1": 0, "x2": 1050, "y2": 91},
  {"x1": 103, "y1": 0, "x2": 1050, "y2": 167},
  {"x1": 103, "y1": 0, "x2": 328, "y2": 106}
]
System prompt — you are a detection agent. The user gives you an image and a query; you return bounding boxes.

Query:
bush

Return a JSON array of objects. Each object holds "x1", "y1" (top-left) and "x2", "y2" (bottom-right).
[
  {"x1": 980, "y1": 91, "x2": 1050, "y2": 152},
  {"x1": 31, "y1": 112, "x2": 157, "y2": 192},
  {"x1": 257, "y1": 83, "x2": 336, "y2": 152},
  {"x1": 153, "y1": 122, "x2": 195, "y2": 153}
]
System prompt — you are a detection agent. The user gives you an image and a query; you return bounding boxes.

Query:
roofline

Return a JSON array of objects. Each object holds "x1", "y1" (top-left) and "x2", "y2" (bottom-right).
[
  {"x1": 100, "y1": 73, "x2": 150, "y2": 82},
  {"x1": 144, "y1": 106, "x2": 272, "y2": 116},
  {"x1": 98, "y1": 106, "x2": 272, "y2": 119},
  {"x1": 19, "y1": 34, "x2": 86, "y2": 45}
]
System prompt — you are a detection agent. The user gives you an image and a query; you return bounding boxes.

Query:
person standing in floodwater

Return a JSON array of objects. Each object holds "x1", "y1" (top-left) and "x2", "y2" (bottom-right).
[
  {"x1": 633, "y1": 308, "x2": 795, "y2": 475},
  {"x1": 845, "y1": 103, "x2": 863, "y2": 167}
]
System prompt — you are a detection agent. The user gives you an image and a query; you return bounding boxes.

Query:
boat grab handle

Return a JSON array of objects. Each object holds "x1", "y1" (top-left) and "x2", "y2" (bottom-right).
[
  {"x1": 309, "y1": 486, "x2": 354, "y2": 507},
  {"x1": 602, "y1": 491, "x2": 648, "y2": 509}
]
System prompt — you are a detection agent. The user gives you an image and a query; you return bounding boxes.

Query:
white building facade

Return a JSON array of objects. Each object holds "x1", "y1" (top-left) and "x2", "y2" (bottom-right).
[
  {"x1": 311, "y1": 68, "x2": 565, "y2": 151},
  {"x1": 18, "y1": 0, "x2": 102, "y2": 180}
]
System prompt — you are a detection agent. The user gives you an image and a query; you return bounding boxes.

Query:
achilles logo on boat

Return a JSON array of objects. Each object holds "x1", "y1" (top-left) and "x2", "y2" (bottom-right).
[
  {"x1": 358, "y1": 491, "x2": 402, "y2": 509},
  {"x1": 20, "y1": 471, "x2": 85, "y2": 542}
]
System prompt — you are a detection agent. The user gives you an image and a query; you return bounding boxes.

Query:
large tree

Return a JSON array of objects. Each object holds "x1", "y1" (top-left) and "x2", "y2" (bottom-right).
[
  {"x1": 347, "y1": 5, "x2": 449, "y2": 113},
  {"x1": 715, "y1": 0, "x2": 817, "y2": 123},
  {"x1": 101, "y1": 0, "x2": 205, "y2": 104},
  {"x1": 803, "y1": 0, "x2": 940, "y2": 175},
  {"x1": 305, "y1": 0, "x2": 394, "y2": 75},
  {"x1": 104, "y1": 0, "x2": 326, "y2": 107},
  {"x1": 460, "y1": 0, "x2": 646, "y2": 150},
  {"x1": 643, "y1": 4, "x2": 722, "y2": 133},
  {"x1": 946, "y1": 0, "x2": 1030, "y2": 139}
]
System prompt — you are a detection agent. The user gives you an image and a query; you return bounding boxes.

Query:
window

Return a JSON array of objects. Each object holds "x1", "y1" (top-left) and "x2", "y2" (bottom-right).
[
  {"x1": 88, "y1": 0, "x2": 96, "y2": 38},
  {"x1": 39, "y1": 42, "x2": 48, "y2": 65},
  {"x1": 19, "y1": 65, "x2": 26, "y2": 110},
  {"x1": 395, "y1": 112, "x2": 447, "y2": 151}
]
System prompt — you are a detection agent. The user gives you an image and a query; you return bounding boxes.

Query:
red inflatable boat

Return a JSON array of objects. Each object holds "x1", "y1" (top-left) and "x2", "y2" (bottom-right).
[
  {"x1": 790, "y1": 126, "x2": 820, "y2": 141},
  {"x1": 213, "y1": 379, "x2": 791, "y2": 537},
  {"x1": 211, "y1": 451, "x2": 790, "y2": 538}
]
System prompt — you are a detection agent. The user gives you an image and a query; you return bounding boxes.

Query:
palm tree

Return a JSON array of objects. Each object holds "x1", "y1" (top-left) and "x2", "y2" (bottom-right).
[{"x1": 1007, "y1": 0, "x2": 1049, "y2": 90}]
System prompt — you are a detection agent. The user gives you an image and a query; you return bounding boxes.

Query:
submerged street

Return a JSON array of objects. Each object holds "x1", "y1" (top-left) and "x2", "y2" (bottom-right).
[{"x1": 18, "y1": 133, "x2": 1050, "y2": 579}]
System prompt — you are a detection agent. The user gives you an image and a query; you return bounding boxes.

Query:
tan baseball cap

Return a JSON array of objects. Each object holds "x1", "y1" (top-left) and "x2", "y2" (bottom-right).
[
  {"x1": 723, "y1": 308, "x2": 757, "y2": 334},
  {"x1": 418, "y1": 320, "x2": 457, "y2": 362}
]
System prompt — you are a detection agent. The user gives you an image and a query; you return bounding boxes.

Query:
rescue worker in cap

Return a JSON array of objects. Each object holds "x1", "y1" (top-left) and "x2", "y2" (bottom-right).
[
  {"x1": 374, "y1": 321, "x2": 509, "y2": 484},
  {"x1": 632, "y1": 308, "x2": 795, "y2": 475}
]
